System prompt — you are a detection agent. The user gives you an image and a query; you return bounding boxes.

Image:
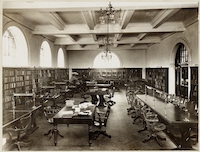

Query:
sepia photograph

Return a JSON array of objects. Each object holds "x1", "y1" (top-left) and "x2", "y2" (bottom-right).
[{"x1": 1, "y1": 0, "x2": 199, "y2": 151}]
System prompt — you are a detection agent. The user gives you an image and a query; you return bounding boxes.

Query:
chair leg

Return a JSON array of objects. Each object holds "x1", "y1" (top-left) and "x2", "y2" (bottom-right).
[
  {"x1": 57, "y1": 130, "x2": 64, "y2": 138},
  {"x1": 157, "y1": 135, "x2": 166, "y2": 141},
  {"x1": 16, "y1": 142, "x2": 21, "y2": 151},
  {"x1": 138, "y1": 121, "x2": 147, "y2": 133},
  {"x1": 48, "y1": 128, "x2": 64, "y2": 140},
  {"x1": 143, "y1": 134, "x2": 154, "y2": 143},
  {"x1": 133, "y1": 116, "x2": 142, "y2": 124},
  {"x1": 102, "y1": 131, "x2": 111, "y2": 138},
  {"x1": 143, "y1": 133, "x2": 165, "y2": 147},
  {"x1": 44, "y1": 129, "x2": 52, "y2": 136},
  {"x1": 93, "y1": 130, "x2": 111, "y2": 140},
  {"x1": 15, "y1": 140, "x2": 31, "y2": 151},
  {"x1": 155, "y1": 136, "x2": 163, "y2": 147}
]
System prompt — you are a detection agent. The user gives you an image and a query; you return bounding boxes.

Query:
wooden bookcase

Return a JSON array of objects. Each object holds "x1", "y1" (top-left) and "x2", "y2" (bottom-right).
[
  {"x1": 190, "y1": 67, "x2": 198, "y2": 102},
  {"x1": 126, "y1": 68, "x2": 142, "y2": 80},
  {"x1": 72, "y1": 68, "x2": 142, "y2": 83},
  {"x1": 146, "y1": 68, "x2": 168, "y2": 92},
  {"x1": 3, "y1": 67, "x2": 69, "y2": 110}
]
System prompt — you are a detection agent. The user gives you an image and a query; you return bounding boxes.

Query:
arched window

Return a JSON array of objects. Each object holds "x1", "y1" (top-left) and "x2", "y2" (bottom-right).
[
  {"x1": 2, "y1": 26, "x2": 28, "y2": 67},
  {"x1": 93, "y1": 52, "x2": 120, "y2": 68},
  {"x1": 40, "y1": 41, "x2": 52, "y2": 67},
  {"x1": 175, "y1": 43, "x2": 189, "y2": 98},
  {"x1": 175, "y1": 43, "x2": 188, "y2": 65},
  {"x1": 57, "y1": 48, "x2": 65, "y2": 68}
]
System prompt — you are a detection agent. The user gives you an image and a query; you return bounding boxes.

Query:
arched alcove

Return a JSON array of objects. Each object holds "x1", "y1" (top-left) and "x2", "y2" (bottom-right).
[{"x1": 93, "y1": 52, "x2": 121, "y2": 68}]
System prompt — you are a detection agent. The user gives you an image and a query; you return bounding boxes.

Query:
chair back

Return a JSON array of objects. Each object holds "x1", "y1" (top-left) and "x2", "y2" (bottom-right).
[
  {"x1": 19, "y1": 113, "x2": 32, "y2": 135},
  {"x1": 95, "y1": 106, "x2": 109, "y2": 128},
  {"x1": 44, "y1": 106, "x2": 59, "y2": 123}
]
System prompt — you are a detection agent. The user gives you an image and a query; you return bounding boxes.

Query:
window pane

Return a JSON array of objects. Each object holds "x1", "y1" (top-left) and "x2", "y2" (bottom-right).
[
  {"x1": 40, "y1": 41, "x2": 52, "y2": 67},
  {"x1": 57, "y1": 48, "x2": 65, "y2": 68},
  {"x1": 2, "y1": 26, "x2": 28, "y2": 67}
]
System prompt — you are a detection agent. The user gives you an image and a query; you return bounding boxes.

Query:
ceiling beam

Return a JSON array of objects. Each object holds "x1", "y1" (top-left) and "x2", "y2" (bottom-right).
[
  {"x1": 3, "y1": 13, "x2": 35, "y2": 30},
  {"x1": 81, "y1": 10, "x2": 100, "y2": 47},
  {"x1": 151, "y1": 8, "x2": 181, "y2": 28},
  {"x1": 68, "y1": 35, "x2": 79, "y2": 42},
  {"x1": 120, "y1": 10, "x2": 135, "y2": 29},
  {"x1": 81, "y1": 11, "x2": 95, "y2": 30},
  {"x1": 3, "y1": 1, "x2": 198, "y2": 11},
  {"x1": 65, "y1": 43, "x2": 148, "y2": 50},
  {"x1": 130, "y1": 44, "x2": 135, "y2": 47},
  {"x1": 40, "y1": 12, "x2": 66, "y2": 30},
  {"x1": 114, "y1": 10, "x2": 134, "y2": 47},
  {"x1": 137, "y1": 33, "x2": 147, "y2": 40},
  {"x1": 54, "y1": 36, "x2": 161, "y2": 45},
  {"x1": 33, "y1": 22, "x2": 185, "y2": 35}
]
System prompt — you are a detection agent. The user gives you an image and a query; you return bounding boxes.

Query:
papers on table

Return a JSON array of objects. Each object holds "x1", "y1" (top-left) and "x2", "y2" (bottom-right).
[
  {"x1": 79, "y1": 102, "x2": 93, "y2": 109},
  {"x1": 78, "y1": 110, "x2": 92, "y2": 116},
  {"x1": 90, "y1": 88, "x2": 98, "y2": 92},
  {"x1": 102, "y1": 88, "x2": 107, "y2": 91},
  {"x1": 65, "y1": 100, "x2": 75, "y2": 107},
  {"x1": 62, "y1": 111, "x2": 74, "y2": 118}
]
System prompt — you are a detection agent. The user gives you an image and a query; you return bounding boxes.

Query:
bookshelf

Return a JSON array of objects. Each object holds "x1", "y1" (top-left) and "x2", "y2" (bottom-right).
[
  {"x1": 72, "y1": 68, "x2": 142, "y2": 83},
  {"x1": 190, "y1": 67, "x2": 198, "y2": 102},
  {"x1": 146, "y1": 68, "x2": 168, "y2": 92},
  {"x1": 3, "y1": 67, "x2": 69, "y2": 110}
]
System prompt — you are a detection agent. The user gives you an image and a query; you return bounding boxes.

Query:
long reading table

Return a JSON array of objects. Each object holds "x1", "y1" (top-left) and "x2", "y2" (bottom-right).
[{"x1": 136, "y1": 94, "x2": 198, "y2": 149}]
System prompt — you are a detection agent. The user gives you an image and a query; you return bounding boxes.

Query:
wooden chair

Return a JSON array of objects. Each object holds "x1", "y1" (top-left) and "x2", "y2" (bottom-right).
[
  {"x1": 5, "y1": 113, "x2": 32, "y2": 151},
  {"x1": 93, "y1": 106, "x2": 111, "y2": 140},
  {"x1": 43, "y1": 106, "x2": 64, "y2": 140},
  {"x1": 143, "y1": 111, "x2": 166, "y2": 146},
  {"x1": 104, "y1": 87, "x2": 116, "y2": 106}
]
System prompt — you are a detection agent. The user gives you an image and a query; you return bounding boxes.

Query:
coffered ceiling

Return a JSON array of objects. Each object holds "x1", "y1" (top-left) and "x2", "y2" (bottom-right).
[{"x1": 3, "y1": 1, "x2": 198, "y2": 51}]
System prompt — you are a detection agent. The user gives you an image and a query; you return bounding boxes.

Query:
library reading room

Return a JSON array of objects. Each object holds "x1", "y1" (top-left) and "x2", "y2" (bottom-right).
[{"x1": 1, "y1": 1, "x2": 199, "y2": 151}]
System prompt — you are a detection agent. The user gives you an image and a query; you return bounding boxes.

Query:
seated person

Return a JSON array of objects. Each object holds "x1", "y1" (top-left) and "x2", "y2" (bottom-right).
[{"x1": 69, "y1": 72, "x2": 80, "y2": 85}]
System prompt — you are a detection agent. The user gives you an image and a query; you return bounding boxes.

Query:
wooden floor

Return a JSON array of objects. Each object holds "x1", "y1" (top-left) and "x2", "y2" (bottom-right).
[{"x1": 4, "y1": 87, "x2": 198, "y2": 151}]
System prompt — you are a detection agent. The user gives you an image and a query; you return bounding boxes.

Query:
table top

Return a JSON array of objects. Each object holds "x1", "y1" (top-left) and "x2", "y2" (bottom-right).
[
  {"x1": 86, "y1": 83, "x2": 111, "y2": 88},
  {"x1": 41, "y1": 85, "x2": 56, "y2": 89},
  {"x1": 85, "y1": 88, "x2": 109, "y2": 96},
  {"x1": 3, "y1": 103, "x2": 42, "y2": 128},
  {"x1": 54, "y1": 82, "x2": 67, "y2": 85},
  {"x1": 53, "y1": 104, "x2": 96, "y2": 124},
  {"x1": 44, "y1": 94, "x2": 60, "y2": 99},
  {"x1": 136, "y1": 94, "x2": 198, "y2": 125},
  {"x1": 13, "y1": 93, "x2": 34, "y2": 97}
]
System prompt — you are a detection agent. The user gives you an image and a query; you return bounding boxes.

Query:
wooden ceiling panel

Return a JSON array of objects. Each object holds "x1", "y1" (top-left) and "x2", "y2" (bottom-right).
[
  {"x1": 3, "y1": 2, "x2": 198, "y2": 51},
  {"x1": 57, "y1": 11, "x2": 85, "y2": 24},
  {"x1": 130, "y1": 9, "x2": 161, "y2": 23},
  {"x1": 166, "y1": 8, "x2": 198, "y2": 22}
]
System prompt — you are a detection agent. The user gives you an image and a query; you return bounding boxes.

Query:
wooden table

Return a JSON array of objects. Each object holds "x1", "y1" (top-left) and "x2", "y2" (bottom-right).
[
  {"x1": 85, "y1": 88, "x2": 109, "y2": 106},
  {"x1": 86, "y1": 83, "x2": 111, "y2": 88},
  {"x1": 136, "y1": 94, "x2": 198, "y2": 149},
  {"x1": 53, "y1": 104, "x2": 96, "y2": 146}
]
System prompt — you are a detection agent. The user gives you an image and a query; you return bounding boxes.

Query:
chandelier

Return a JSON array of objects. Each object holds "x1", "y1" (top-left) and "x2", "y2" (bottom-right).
[
  {"x1": 100, "y1": 2, "x2": 121, "y2": 61},
  {"x1": 99, "y1": 2, "x2": 122, "y2": 25}
]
